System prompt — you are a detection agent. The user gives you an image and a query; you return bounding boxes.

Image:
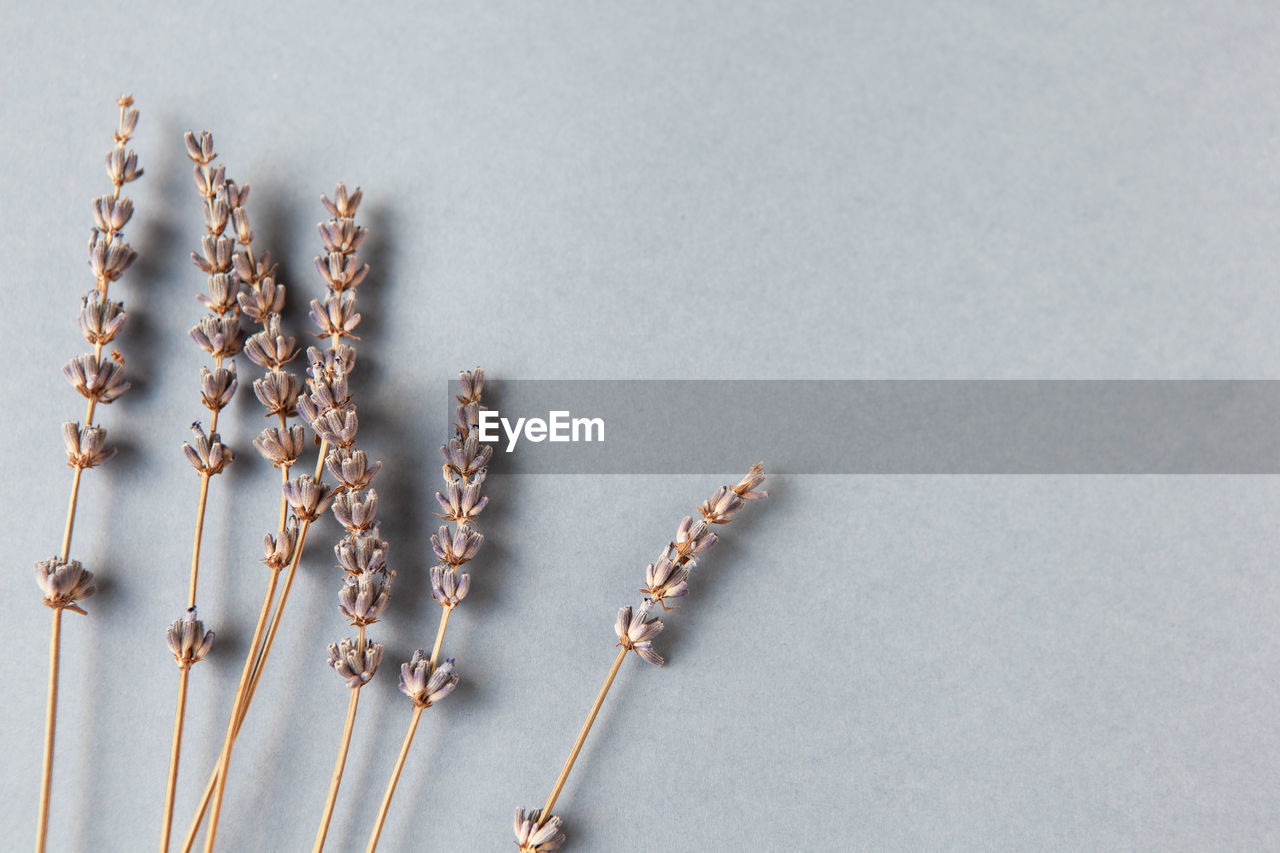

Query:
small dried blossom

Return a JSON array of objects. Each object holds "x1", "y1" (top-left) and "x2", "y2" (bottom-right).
[
  {"x1": 326, "y1": 448, "x2": 382, "y2": 490},
  {"x1": 182, "y1": 423, "x2": 234, "y2": 476},
  {"x1": 398, "y1": 652, "x2": 458, "y2": 709},
  {"x1": 197, "y1": 273, "x2": 239, "y2": 315},
  {"x1": 244, "y1": 316, "x2": 298, "y2": 370},
  {"x1": 673, "y1": 515, "x2": 718, "y2": 562},
  {"x1": 253, "y1": 371, "x2": 301, "y2": 419},
  {"x1": 78, "y1": 295, "x2": 126, "y2": 345},
  {"x1": 429, "y1": 565, "x2": 471, "y2": 607},
  {"x1": 641, "y1": 552, "x2": 689, "y2": 609},
  {"x1": 441, "y1": 434, "x2": 492, "y2": 482},
  {"x1": 62, "y1": 421, "x2": 115, "y2": 469},
  {"x1": 615, "y1": 602, "x2": 665, "y2": 666},
  {"x1": 254, "y1": 425, "x2": 306, "y2": 468},
  {"x1": 62, "y1": 354, "x2": 129, "y2": 404},
  {"x1": 435, "y1": 478, "x2": 489, "y2": 525},
  {"x1": 513, "y1": 809, "x2": 565, "y2": 853},
  {"x1": 327, "y1": 636, "x2": 383, "y2": 688},
  {"x1": 335, "y1": 533, "x2": 389, "y2": 576},
  {"x1": 283, "y1": 474, "x2": 333, "y2": 521},
  {"x1": 337, "y1": 570, "x2": 394, "y2": 626},
  {"x1": 189, "y1": 315, "x2": 245, "y2": 359},
  {"x1": 331, "y1": 488, "x2": 379, "y2": 531},
  {"x1": 237, "y1": 276, "x2": 286, "y2": 322},
  {"x1": 166, "y1": 607, "x2": 215, "y2": 667},
  {"x1": 199, "y1": 365, "x2": 237, "y2": 412},
  {"x1": 262, "y1": 518, "x2": 300, "y2": 570},
  {"x1": 88, "y1": 231, "x2": 137, "y2": 284},
  {"x1": 35, "y1": 557, "x2": 96, "y2": 614},
  {"x1": 309, "y1": 292, "x2": 361, "y2": 339},
  {"x1": 431, "y1": 524, "x2": 484, "y2": 566}
]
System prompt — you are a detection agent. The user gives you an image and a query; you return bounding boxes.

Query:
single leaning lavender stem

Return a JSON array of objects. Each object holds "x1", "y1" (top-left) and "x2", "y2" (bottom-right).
[
  {"x1": 516, "y1": 464, "x2": 767, "y2": 850},
  {"x1": 199, "y1": 184, "x2": 367, "y2": 853},
  {"x1": 35, "y1": 95, "x2": 142, "y2": 853},
  {"x1": 363, "y1": 370, "x2": 487, "y2": 853},
  {"x1": 159, "y1": 130, "x2": 259, "y2": 853}
]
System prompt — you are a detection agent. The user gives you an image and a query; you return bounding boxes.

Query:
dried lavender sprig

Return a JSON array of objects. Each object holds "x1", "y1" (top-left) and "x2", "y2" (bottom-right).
[
  {"x1": 522, "y1": 465, "x2": 767, "y2": 846},
  {"x1": 37, "y1": 95, "x2": 142, "y2": 853},
  {"x1": 200, "y1": 185, "x2": 368, "y2": 853},
  {"x1": 363, "y1": 371, "x2": 488, "y2": 853}
]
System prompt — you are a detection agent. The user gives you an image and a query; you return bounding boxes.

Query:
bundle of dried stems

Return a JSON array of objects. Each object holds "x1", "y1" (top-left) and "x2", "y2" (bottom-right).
[
  {"x1": 515, "y1": 464, "x2": 767, "y2": 851},
  {"x1": 33, "y1": 95, "x2": 142, "y2": 853}
]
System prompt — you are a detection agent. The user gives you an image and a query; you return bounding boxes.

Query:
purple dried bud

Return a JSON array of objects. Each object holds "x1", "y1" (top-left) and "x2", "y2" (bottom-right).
[
  {"x1": 435, "y1": 479, "x2": 488, "y2": 525},
  {"x1": 337, "y1": 570, "x2": 394, "y2": 626},
  {"x1": 327, "y1": 448, "x2": 381, "y2": 490},
  {"x1": 429, "y1": 565, "x2": 471, "y2": 607},
  {"x1": 35, "y1": 557, "x2": 96, "y2": 613},
  {"x1": 283, "y1": 474, "x2": 333, "y2": 522},
  {"x1": 513, "y1": 808, "x2": 564, "y2": 853},
  {"x1": 166, "y1": 606, "x2": 215, "y2": 666},
  {"x1": 63, "y1": 354, "x2": 129, "y2": 404},
  {"x1": 78, "y1": 294, "x2": 126, "y2": 345},
  {"x1": 335, "y1": 533, "x2": 388, "y2": 575},
  {"x1": 331, "y1": 488, "x2": 379, "y2": 531},
  {"x1": 697, "y1": 485, "x2": 745, "y2": 526},
  {"x1": 320, "y1": 183, "x2": 363, "y2": 219},
  {"x1": 317, "y1": 218, "x2": 367, "y2": 254},
  {"x1": 262, "y1": 518, "x2": 300, "y2": 570},
  {"x1": 200, "y1": 364, "x2": 238, "y2": 412},
  {"x1": 62, "y1": 421, "x2": 116, "y2": 469},
  {"x1": 642, "y1": 552, "x2": 689, "y2": 610},
  {"x1": 91, "y1": 194, "x2": 134, "y2": 233},
  {"x1": 732, "y1": 462, "x2": 768, "y2": 501},
  {"x1": 88, "y1": 232, "x2": 137, "y2": 283},
  {"x1": 456, "y1": 368, "x2": 485, "y2": 405},
  {"x1": 615, "y1": 604, "x2": 664, "y2": 666},
  {"x1": 197, "y1": 272, "x2": 240, "y2": 316},
  {"x1": 327, "y1": 636, "x2": 382, "y2": 688},
  {"x1": 237, "y1": 279, "x2": 286, "y2": 322},
  {"x1": 184, "y1": 130, "x2": 215, "y2": 166},
  {"x1": 309, "y1": 292, "x2": 361, "y2": 339},
  {"x1": 189, "y1": 315, "x2": 244, "y2": 359},
  {"x1": 182, "y1": 423, "x2": 235, "y2": 476},
  {"x1": 254, "y1": 425, "x2": 306, "y2": 467},
  {"x1": 440, "y1": 435, "x2": 492, "y2": 482},
  {"x1": 244, "y1": 315, "x2": 298, "y2": 369},
  {"x1": 674, "y1": 515, "x2": 718, "y2": 562},
  {"x1": 431, "y1": 525, "x2": 483, "y2": 567},
  {"x1": 253, "y1": 370, "x2": 301, "y2": 419},
  {"x1": 399, "y1": 652, "x2": 458, "y2": 708},
  {"x1": 105, "y1": 143, "x2": 142, "y2": 184}
]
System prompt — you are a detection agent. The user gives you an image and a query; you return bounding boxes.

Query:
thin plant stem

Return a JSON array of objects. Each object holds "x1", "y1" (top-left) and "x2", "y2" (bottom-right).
[
  {"x1": 541, "y1": 647, "x2": 629, "y2": 822},
  {"x1": 159, "y1": 665, "x2": 191, "y2": 853},
  {"x1": 187, "y1": 473, "x2": 211, "y2": 607},
  {"x1": 429, "y1": 606, "x2": 453, "y2": 668},
  {"x1": 35, "y1": 607, "x2": 63, "y2": 853},
  {"x1": 363, "y1": 706, "x2": 423, "y2": 853},
  {"x1": 313, "y1": 686, "x2": 361, "y2": 853},
  {"x1": 58, "y1": 465, "x2": 84, "y2": 563}
]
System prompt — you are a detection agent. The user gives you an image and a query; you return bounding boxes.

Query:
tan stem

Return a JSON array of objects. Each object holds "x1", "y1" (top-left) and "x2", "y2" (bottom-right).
[
  {"x1": 59, "y1": 465, "x2": 84, "y2": 563},
  {"x1": 35, "y1": 607, "x2": 63, "y2": 853},
  {"x1": 187, "y1": 473, "x2": 211, "y2": 608},
  {"x1": 159, "y1": 665, "x2": 191, "y2": 853},
  {"x1": 363, "y1": 706, "x2": 424, "y2": 853},
  {"x1": 540, "y1": 647, "x2": 629, "y2": 823},
  {"x1": 199, "y1": 561, "x2": 283, "y2": 853},
  {"x1": 313, "y1": 688, "x2": 361, "y2": 853},
  {"x1": 429, "y1": 606, "x2": 453, "y2": 668}
]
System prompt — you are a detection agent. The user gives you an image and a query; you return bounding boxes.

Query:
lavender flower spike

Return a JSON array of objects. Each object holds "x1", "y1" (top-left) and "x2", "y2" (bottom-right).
[{"x1": 513, "y1": 808, "x2": 565, "y2": 853}]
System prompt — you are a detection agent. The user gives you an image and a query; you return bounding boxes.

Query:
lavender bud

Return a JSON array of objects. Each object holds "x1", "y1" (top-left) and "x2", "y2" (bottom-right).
[
  {"x1": 642, "y1": 553, "x2": 689, "y2": 610},
  {"x1": 253, "y1": 370, "x2": 301, "y2": 418},
  {"x1": 62, "y1": 421, "x2": 116, "y2": 469},
  {"x1": 308, "y1": 292, "x2": 361, "y2": 339},
  {"x1": 238, "y1": 279, "x2": 286, "y2": 322},
  {"x1": 197, "y1": 273, "x2": 239, "y2": 316},
  {"x1": 166, "y1": 606, "x2": 215, "y2": 667},
  {"x1": 282, "y1": 474, "x2": 333, "y2": 522},
  {"x1": 337, "y1": 570, "x2": 394, "y2": 626},
  {"x1": 331, "y1": 488, "x2": 379, "y2": 531},
  {"x1": 62, "y1": 354, "x2": 129, "y2": 404},
  {"x1": 429, "y1": 565, "x2": 470, "y2": 607},
  {"x1": 262, "y1": 518, "x2": 300, "y2": 570},
  {"x1": 335, "y1": 533, "x2": 388, "y2": 575},
  {"x1": 182, "y1": 423, "x2": 235, "y2": 476},
  {"x1": 431, "y1": 524, "x2": 483, "y2": 567},
  {"x1": 189, "y1": 315, "x2": 244, "y2": 359},
  {"x1": 78, "y1": 294, "x2": 126, "y2": 345},
  {"x1": 327, "y1": 448, "x2": 381, "y2": 490},
  {"x1": 398, "y1": 651, "x2": 459, "y2": 708},
  {"x1": 35, "y1": 557, "x2": 96, "y2": 613},
  {"x1": 327, "y1": 637, "x2": 383, "y2": 688},
  {"x1": 244, "y1": 315, "x2": 297, "y2": 369},
  {"x1": 254, "y1": 425, "x2": 306, "y2": 468},
  {"x1": 435, "y1": 479, "x2": 489, "y2": 525},
  {"x1": 199, "y1": 365, "x2": 238, "y2": 412},
  {"x1": 513, "y1": 809, "x2": 565, "y2": 853},
  {"x1": 615, "y1": 604, "x2": 664, "y2": 666}
]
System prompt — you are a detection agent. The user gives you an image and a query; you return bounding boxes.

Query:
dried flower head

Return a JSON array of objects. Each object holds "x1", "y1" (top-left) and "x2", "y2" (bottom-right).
[
  {"x1": 199, "y1": 365, "x2": 238, "y2": 412},
  {"x1": 35, "y1": 557, "x2": 97, "y2": 614},
  {"x1": 88, "y1": 232, "x2": 138, "y2": 284},
  {"x1": 337, "y1": 570, "x2": 395, "y2": 626},
  {"x1": 398, "y1": 652, "x2": 459, "y2": 709},
  {"x1": 62, "y1": 421, "x2": 116, "y2": 469},
  {"x1": 429, "y1": 565, "x2": 471, "y2": 607},
  {"x1": 431, "y1": 524, "x2": 484, "y2": 567},
  {"x1": 78, "y1": 295, "x2": 126, "y2": 345},
  {"x1": 331, "y1": 488, "x2": 379, "y2": 531},
  {"x1": 189, "y1": 315, "x2": 245, "y2": 360},
  {"x1": 435, "y1": 478, "x2": 489, "y2": 526},
  {"x1": 641, "y1": 552, "x2": 689, "y2": 610},
  {"x1": 166, "y1": 606, "x2": 215, "y2": 667},
  {"x1": 673, "y1": 515, "x2": 718, "y2": 562},
  {"x1": 327, "y1": 637, "x2": 383, "y2": 688},
  {"x1": 63, "y1": 354, "x2": 129, "y2": 404},
  {"x1": 513, "y1": 809, "x2": 565, "y2": 853},
  {"x1": 283, "y1": 474, "x2": 333, "y2": 522},
  {"x1": 244, "y1": 315, "x2": 298, "y2": 369},
  {"x1": 253, "y1": 370, "x2": 302, "y2": 419},
  {"x1": 615, "y1": 603, "x2": 665, "y2": 666},
  {"x1": 326, "y1": 448, "x2": 381, "y2": 490},
  {"x1": 262, "y1": 518, "x2": 300, "y2": 570},
  {"x1": 238, "y1": 277, "x2": 286, "y2": 323},
  {"x1": 182, "y1": 423, "x2": 235, "y2": 476},
  {"x1": 309, "y1": 292, "x2": 361, "y2": 340},
  {"x1": 335, "y1": 533, "x2": 389, "y2": 576},
  {"x1": 441, "y1": 434, "x2": 492, "y2": 482},
  {"x1": 254, "y1": 425, "x2": 306, "y2": 468}
]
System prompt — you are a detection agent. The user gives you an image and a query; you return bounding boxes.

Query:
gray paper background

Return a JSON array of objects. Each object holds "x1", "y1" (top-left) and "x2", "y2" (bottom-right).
[{"x1": 3, "y1": 2, "x2": 1280, "y2": 851}]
